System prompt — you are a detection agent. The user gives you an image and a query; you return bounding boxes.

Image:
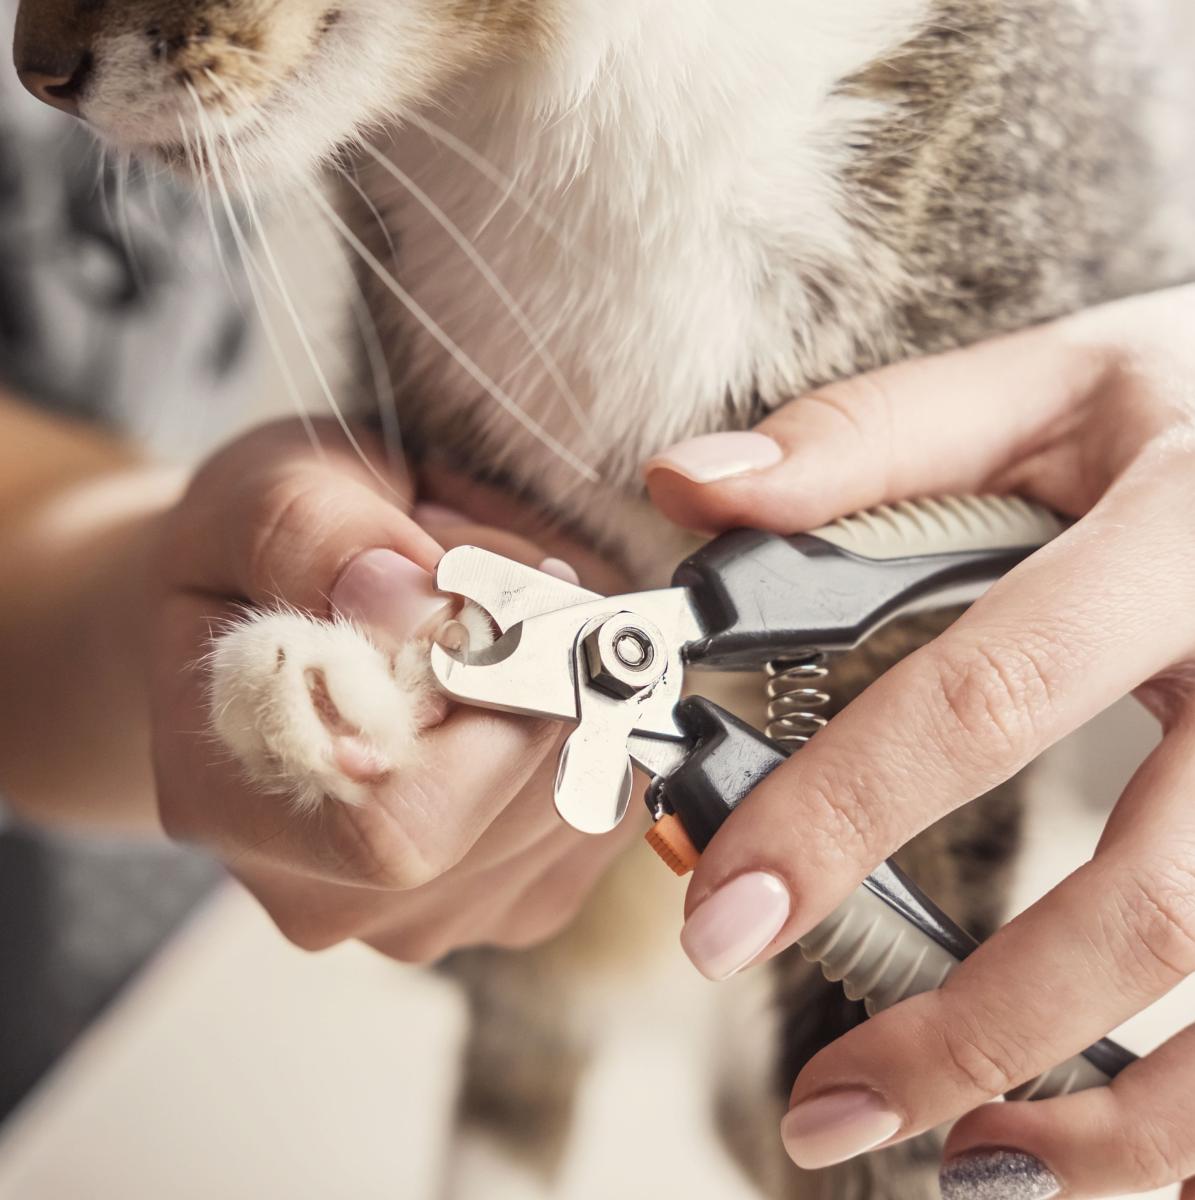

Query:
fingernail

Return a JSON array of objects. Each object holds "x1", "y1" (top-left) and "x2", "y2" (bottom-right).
[
  {"x1": 412, "y1": 502, "x2": 468, "y2": 529},
  {"x1": 940, "y1": 1150, "x2": 1060, "y2": 1200},
  {"x1": 331, "y1": 549, "x2": 451, "y2": 645},
  {"x1": 780, "y1": 1089, "x2": 902, "y2": 1169},
  {"x1": 645, "y1": 431, "x2": 783, "y2": 484},
  {"x1": 680, "y1": 871, "x2": 790, "y2": 980},
  {"x1": 539, "y1": 556, "x2": 580, "y2": 585}
]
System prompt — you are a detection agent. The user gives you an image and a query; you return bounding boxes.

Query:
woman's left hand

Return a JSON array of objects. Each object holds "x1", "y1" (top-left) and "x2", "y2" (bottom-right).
[{"x1": 645, "y1": 285, "x2": 1195, "y2": 1198}]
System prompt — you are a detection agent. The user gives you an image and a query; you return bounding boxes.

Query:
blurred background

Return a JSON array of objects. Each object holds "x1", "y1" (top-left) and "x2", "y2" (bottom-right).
[{"x1": 0, "y1": 6, "x2": 1189, "y2": 1197}]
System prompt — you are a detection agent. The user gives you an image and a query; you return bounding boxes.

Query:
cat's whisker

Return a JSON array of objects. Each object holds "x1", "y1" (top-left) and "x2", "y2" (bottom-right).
[
  {"x1": 92, "y1": 138, "x2": 122, "y2": 254},
  {"x1": 404, "y1": 112, "x2": 603, "y2": 276},
  {"x1": 218, "y1": 110, "x2": 398, "y2": 496},
  {"x1": 335, "y1": 159, "x2": 401, "y2": 276},
  {"x1": 91, "y1": 137, "x2": 111, "y2": 216},
  {"x1": 330, "y1": 158, "x2": 410, "y2": 453},
  {"x1": 206, "y1": 61, "x2": 573, "y2": 483},
  {"x1": 206, "y1": 41, "x2": 272, "y2": 65},
  {"x1": 193, "y1": 76, "x2": 308, "y2": 311},
  {"x1": 113, "y1": 149, "x2": 147, "y2": 296},
  {"x1": 202, "y1": 71, "x2": 391, "y2": 487},
  {"x1": 301, "y1": 178, "x2": 599, "y2": 483},
  {"x1": 361, "y1": 142, "x2": 597, "y2": 450},
  {"x1": 311, "y1": 175, "x2": 405, "y2": 472},
  {"x1": 186, "y1": 83, "x2": 325, "y2": 460},
  {"x1": 177, "y1": 113, "x2": 245, "y2": 311},
  {"x1": 205, "y1": 78, "x2": 396, "y2": 455},
  {"x1": 143, "y1": 156, "x2": 163, "y2": 225}
]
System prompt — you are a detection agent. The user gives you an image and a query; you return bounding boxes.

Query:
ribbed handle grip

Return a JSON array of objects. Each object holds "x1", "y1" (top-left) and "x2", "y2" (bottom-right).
[
  {"x1": 798, "y1": 885, "x2": 1113, "y2": 1098},
  {"x1": 812, "y1": 494, "x2": 1065, "y2": 561},
  {"x1": 799, "y1": 885, "x2": 955, "y2": 1012}
]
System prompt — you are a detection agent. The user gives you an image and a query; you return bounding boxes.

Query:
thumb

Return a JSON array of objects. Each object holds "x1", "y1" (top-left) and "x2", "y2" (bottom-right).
[{"x1": 330, "y1": 522, "x2": 578, "y2": 653}]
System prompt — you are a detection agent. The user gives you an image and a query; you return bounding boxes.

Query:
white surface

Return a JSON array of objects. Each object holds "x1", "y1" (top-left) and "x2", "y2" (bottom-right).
[
  {"x1": 0, "y1": 887, "x2": 466, "y2": 1200},
  {"x1": 0, "y1": 702, "x2": 1189, "y2": 1199},
  {"x1": 0, "y1": 876, "x2": 768, "y2": 1200}
]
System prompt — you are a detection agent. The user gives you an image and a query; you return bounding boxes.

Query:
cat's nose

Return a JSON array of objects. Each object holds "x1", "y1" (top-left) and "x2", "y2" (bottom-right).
[
  {"x1": 14, "y1": 0, "x2": 101, "y2": 122},
  {"x1": 17, "y1": 52, "x2": 93, "y2": 118}
]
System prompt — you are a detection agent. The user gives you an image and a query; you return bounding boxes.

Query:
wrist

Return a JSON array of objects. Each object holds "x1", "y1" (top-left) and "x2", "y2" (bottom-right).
[{"x1": 0, "y1": 465, "x2": 186, "y2": 829}]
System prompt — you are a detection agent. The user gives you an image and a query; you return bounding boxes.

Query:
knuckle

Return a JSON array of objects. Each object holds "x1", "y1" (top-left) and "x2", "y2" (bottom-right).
[
  {"x1": 152, "y1": 763, "x2": 185, "y2": 837},
  {"x1": 490, "y1": 925, "x2": 553, "y2": 951},
  {"x1": 245, "y1": 472, "x2": 324, "y2": 601},
  {"x1": 368, "y1": 927, "x2": 455, "y2": 965},
  {"x1": 1123, "y1": 1113, "x2": 1190, "y2": 1189},
  {"x1": 155, "y1": 794, "x2": 191, "y2": 844},
  {"x1": 491, "y1": 897, "x2": 584, "y2": 951},
  {"x1": 805, "y1": 375, "x2": 893, "y2": 448},
  {"x1": 936, "y1": 1013, "x2": 1022, "y2": 1099},
  {"x1": 325, "y1": 806, "x2": 440, "y2": 892},
  {"x1": 271, "y1": 912, "x2": 354, "y2": 954},
  {"x1": 797, "y1": 374, "x2": 902, "y2": 497},
  {"x1": 930, "y1": 637, "x2": 1059, "y2": 767},
  {"x1": 152, "y1": 761, "x2": 200, "y2": 846},
  {"x1": 1110, "y1": 864, "x2": 1195, "y2": 988},
  {"x1": 800, "y1": 759, "x2": 887, "y2": 868}
]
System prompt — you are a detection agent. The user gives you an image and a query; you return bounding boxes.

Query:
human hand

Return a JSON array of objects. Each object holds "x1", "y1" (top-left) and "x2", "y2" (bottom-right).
[
  {"x1": 646, "y1": 286, "x2": 1195, "y2": 1197},
  {"x1": 152, "y1": 419, "x2": 635, "y2": 959}
]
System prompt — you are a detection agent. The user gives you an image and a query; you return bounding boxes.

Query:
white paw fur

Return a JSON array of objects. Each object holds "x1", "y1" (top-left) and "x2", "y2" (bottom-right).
[{"x1": 208, "y1": 604, "x2": 492, "y2": 811}]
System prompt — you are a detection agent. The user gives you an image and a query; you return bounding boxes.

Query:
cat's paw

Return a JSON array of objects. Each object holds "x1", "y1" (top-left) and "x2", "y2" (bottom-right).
[{"x1": 208, "y1": 610, "x2": 441, "y2": 811}]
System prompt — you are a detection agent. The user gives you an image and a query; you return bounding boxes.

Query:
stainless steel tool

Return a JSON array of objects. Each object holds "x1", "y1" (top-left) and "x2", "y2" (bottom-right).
[{"x1": 430, "y1": 494, "x2": 1134, "y2": 1101}]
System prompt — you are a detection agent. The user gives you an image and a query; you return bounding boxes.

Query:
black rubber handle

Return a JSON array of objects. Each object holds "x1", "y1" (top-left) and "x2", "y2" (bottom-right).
[
  {"x1": 649, "y1": 697, "x2": 1138, "y2": 1086},
  {"x1": 648, "y1": 696, "x2": 787, "y2": 851},
  {"x1": 671, "y1": 530, "x2": 1034, "y2": 670}
]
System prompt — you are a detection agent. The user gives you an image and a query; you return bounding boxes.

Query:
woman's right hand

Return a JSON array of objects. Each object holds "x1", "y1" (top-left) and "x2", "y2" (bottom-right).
[{"x1": 151, "y1": 420, "x2": 635, "y2": 959}]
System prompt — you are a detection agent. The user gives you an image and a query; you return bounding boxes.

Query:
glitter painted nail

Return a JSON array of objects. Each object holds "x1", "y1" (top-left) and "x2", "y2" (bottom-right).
[{"x1": 939, "y1": 1150, "x2": 1060, "y2": 1200}]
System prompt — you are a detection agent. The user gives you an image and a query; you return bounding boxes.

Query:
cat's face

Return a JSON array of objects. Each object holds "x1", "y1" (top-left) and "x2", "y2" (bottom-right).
[{"x1": 13, "y1": 0, "x2": 558, "y2": 183}]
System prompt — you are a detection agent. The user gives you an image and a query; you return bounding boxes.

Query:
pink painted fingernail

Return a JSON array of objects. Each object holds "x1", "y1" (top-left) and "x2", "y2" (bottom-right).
[
  {"x1": 331, "y1": 549, "x2": 451, "y2": 646},
  {"x1": 412, "y1": 502, "x2": 468, "y2": 529},
  {"x1": 680, "y1": 871, "x2": 791, "y2": 980},
  {"x1": 539, "y1": 556, "x2": 580, "y2": 585},
  {"x1": 780, "y1": 1089, "x2": 902, "y2": 1169},
  {"x1": 645, "y1": 432, "x2": 783, "y2": 484}
]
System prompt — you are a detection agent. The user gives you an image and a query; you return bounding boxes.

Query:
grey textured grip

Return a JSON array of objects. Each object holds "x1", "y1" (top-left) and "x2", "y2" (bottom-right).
[
  {"x1": 798, "y1": 885, "x2": 955, "y2": 1012},
  {"x1": 798, "y1": 495, "x2": 1104, "y2": 1098},
  {"x1": 798, "y1": 886, "x2": 1113, "y2": 1098},
  {"x1": 811, "y1": 494, "x2": 1065, "y2": 560}
]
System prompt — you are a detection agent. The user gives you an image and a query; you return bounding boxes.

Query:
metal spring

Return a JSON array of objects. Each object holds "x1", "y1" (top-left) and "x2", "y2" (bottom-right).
[{"x1": 764, "y1": 653, "x2": 832, "y2": 748}]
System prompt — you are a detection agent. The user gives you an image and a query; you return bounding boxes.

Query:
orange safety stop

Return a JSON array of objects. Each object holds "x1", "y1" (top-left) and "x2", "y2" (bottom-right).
[{"x1": 644, "y1": 813, "x2": 700, "y2": 876}]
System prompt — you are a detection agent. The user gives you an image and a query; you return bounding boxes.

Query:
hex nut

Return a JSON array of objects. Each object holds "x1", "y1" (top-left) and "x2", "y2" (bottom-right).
[{"x1": 583, "y1": 614, "x2": 664, "y2": 699}]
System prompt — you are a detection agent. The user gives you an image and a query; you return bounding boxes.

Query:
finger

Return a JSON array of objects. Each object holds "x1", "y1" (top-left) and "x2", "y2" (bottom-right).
[
  {"x1": 328, "y1": 522, "x2": 560, "y2": 657},
  {"x1": 231, "y1": 743, "x2": 579, "y2": 951},
  {"x1": 482, "y1": 815, "x2": 643, "y2": 950},
  {"x1": 164, "y1": 418, "x2": 442, "y2": 611},
  {"x1": 358, "y1": 820, "x2": 624, "y2": 961},
  {"x1": 418, "y1": 465, "x2": 630, "y2": 595},
  {"x1": 155, "y1": 593, "x2": 559, "y2": 887},
  {"x1": 940, "y1": 1024, "x2": 1195, "y2": 1199},
  {"x1": 644, "y1": 315, "x2": 1111, "y2": 533},
  {"x1": 776, "y1": 717, "x2": 1195, "y2": 1169},
  {"x1": 414, "y1": 504, "x2": 587, "y2": 581},
  {"x1": 680, "y1": 444, "x2": 1195, "y2": 981},
  {"x1": 235, "y1": 817, "x2": 574, "y2": 958}
]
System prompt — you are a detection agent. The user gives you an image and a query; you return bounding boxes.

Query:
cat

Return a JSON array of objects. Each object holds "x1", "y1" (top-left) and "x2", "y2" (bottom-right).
[{"x1": 13, "y1": 0, "x2": 1195, "y2": 1195}]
